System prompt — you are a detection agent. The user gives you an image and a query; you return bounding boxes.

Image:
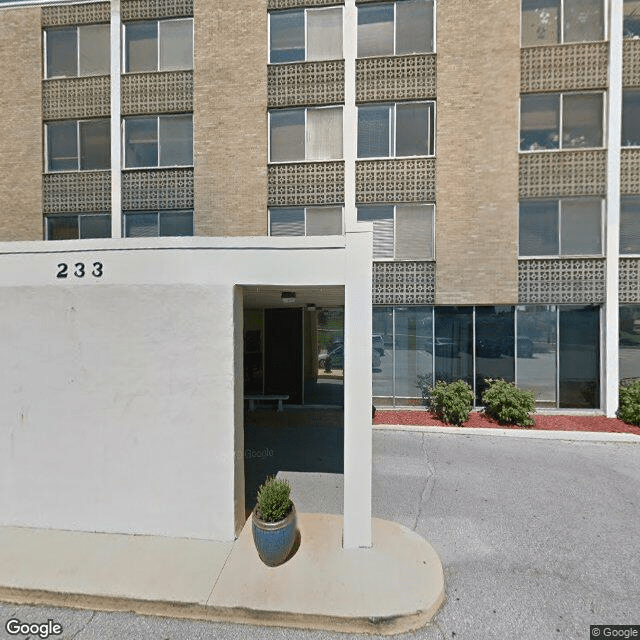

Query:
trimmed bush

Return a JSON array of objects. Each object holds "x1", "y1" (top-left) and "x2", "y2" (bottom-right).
[
  {"x1": 618, "y1": 380, "x2": 640, "y2": 425},
  {"x1": 482, "y1": 378, "x2": 535, "y2": 427},
  {"x1": 428, "y1": 380, "x2": 473, "y2": 425},
  {"x1": 256, "y1": 476, "x2": 293, "y2": 523}
]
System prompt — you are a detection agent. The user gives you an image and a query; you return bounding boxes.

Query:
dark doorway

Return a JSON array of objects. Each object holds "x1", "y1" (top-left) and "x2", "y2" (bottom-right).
[{"x1": 264, "y1": 308, "x2": 303, "y2": 404}]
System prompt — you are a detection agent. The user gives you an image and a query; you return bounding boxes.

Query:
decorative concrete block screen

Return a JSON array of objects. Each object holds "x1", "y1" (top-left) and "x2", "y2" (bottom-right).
[
  {"x1": 122, "y1": 168, "x2": 194, "y2": 210},
  {"x1": 43, "y1": 77, "x2": 110, "y2": 121},
  {"x1": 268, "y1": 161, "x2": 345, "y2": 206},
  {"x1": 122, "y1": 71, "x2": 193, "y2": 116},
  {"x1": 268, "y1": 61, "x2": 345, "y2": 108},
  {"x1": 356, "y1": 159, "x2": 436, "y2": 203},
  {"x1": 44, "y1": 171, "x2": 111, "y2": 214},
  {"x1": 372, "y1": 261, "x2": 435, "y2": 304}
]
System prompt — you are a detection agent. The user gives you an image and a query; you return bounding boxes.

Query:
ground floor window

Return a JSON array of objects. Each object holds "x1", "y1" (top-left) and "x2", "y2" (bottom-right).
[
  {"x1": 46, "y1": 213, "x2": 110, "y2": 240},
  {"x1": 373, "y1": 305, "x2": 600, "y2": 409},
  {"x1": 620, "y1": 305, "x2": 640, "y2": 385}
]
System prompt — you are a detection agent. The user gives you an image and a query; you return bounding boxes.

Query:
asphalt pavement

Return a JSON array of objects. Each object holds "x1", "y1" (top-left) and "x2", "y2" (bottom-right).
[{"x1": 1, "y1": 430, "x2": 638, "y2": 640}]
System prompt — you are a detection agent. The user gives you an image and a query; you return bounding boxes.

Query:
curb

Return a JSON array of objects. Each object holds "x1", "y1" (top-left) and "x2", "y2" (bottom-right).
[{"x1": 373, "y1": 424, "x2": 640, "y2": 443}]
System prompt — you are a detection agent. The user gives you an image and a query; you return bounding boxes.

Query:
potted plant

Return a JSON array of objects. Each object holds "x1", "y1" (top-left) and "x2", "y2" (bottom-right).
[{"x1": 252, "y1": 476, "x2": 297, "y2": 567}]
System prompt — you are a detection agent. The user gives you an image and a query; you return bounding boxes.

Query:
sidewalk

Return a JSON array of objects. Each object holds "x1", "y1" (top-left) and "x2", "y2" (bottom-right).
[{"x1": 0, "y1": 514, "x2": 444, "y2": 636}]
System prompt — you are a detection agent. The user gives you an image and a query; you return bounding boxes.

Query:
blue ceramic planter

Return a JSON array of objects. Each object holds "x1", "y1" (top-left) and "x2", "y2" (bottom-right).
[{"x1": 252, "y1": 505, "x2": 297, "y2": 567}]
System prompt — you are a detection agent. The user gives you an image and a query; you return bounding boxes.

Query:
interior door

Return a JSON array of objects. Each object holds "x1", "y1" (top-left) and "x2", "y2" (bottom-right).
[{"x1": 264, "y1": 308, "x2": 303, "y2": 404}]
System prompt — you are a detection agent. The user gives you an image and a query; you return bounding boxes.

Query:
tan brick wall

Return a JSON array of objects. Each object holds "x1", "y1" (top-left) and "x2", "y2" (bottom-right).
[
  {"x1": 0, "y1": 8, "x2": 43, "y2": 242},
  {"x1": 194, "y1": 1, "x2": 268, "y2": 236},
  {"x1": 435, "y1": 0, "x2": 520, "y2": 304}
]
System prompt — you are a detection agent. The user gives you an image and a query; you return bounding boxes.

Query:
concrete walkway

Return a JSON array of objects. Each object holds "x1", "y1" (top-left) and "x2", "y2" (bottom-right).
[{"x1": 0, "y1": 514, "x2": 444, "y2": 636}]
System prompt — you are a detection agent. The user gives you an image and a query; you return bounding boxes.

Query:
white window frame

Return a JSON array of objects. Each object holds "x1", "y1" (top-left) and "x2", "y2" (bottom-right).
[
  {"x1": 268, "y1": 206, "x2": 345, "y2": 236},
  {"x1": 122, "y1": 113, "x2": 194, "y2": 170},
  {"x1": 356, "y1": 0, "x2": 437, "y2": 58},
  {"x1": 519, "y1": 91, "x2": 607, "y2": 153},
  {"x1": 122, "y1": 17, "x2": 194, "y2": 73},
  {"x1": 122, "y1": 209, "x2": 195, "y2": 237},
  {"x1": 520, "y1": 0, "x2": 607, "y2": 46},
  {"x1": 43, "y1": 24, "x2": 110, "y2": 79},
  {"x1": 357, "y1": 203, "x2": 436, "y2": 261},
  {"x1": 268, "y1": 105, "x2": 344, "y2": 163},
  {"x1": 356, "y1": 101, "x2": 436, "y2": 159},
  {"x1": 268, "y1": 6, "x2": 344, "y2": 64},
  {"x1": 518, "y1": 197, "x2": 605, "y2": 257},
  {"x1": 45, "y1": 212, "x2": 111, "y2": 240},
  {"x1": 44, "y1": 118, "x2": 111, "y2": 173}
]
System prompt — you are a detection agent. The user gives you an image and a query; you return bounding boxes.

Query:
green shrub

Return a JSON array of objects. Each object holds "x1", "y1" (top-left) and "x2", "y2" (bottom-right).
[
  {"x1": 256, "y1": 477, "x2": 293, "y2": 523},
  {"x1": 618, "y1": 380, "x2": 640, "y2": 425},
  {"x1": 481, "y1": 378, "x2": 535, "y2": 427},
  {"x1": 428, "y1": 380, "x2": 473, "y2": 425}
]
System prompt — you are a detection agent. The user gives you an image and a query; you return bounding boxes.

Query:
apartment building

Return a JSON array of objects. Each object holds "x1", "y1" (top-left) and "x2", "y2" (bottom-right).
[{"x1": 0, "y1": 0, "x2": 638, "y2": 414}]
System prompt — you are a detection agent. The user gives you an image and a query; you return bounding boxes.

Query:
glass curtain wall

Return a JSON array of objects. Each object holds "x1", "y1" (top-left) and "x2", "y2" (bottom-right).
[
  {"x1": 619, "y1": 305, "x2": 640, "y2": 385},
  {"x1": 373, "y1": 305, "x2": 600, "y2": 408}
]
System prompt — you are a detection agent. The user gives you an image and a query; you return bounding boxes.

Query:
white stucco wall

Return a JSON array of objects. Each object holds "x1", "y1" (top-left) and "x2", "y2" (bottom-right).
[{"x1": 0, "y1": 235, "x2": 371, "y2": 542}]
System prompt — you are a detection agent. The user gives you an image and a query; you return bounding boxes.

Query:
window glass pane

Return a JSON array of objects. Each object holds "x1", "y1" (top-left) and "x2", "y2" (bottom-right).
[
  {"x1": 80, "y1": 214, "x2": 110, "y2": 239},
  {"x1": 396, "y1": 102, "x2": 432, "y2": 156},
  {"x1": 125, "y1": 212, "x2": 158, "y2": 237},
  {"x1": 270, "y1": 208, "x2": 305, "y2": 235},
  {"x1": 125, "y1": 117, "x2": 158, "y2": 167},
  {"x1": 306, "y1": 107, "x2": 342, "y2": 160},
  {"x1": 394, "y1": 307, "x2": 433, "y2": 400},
  {"x1": 79, "y1": 24, "x2": 109, "y2": 76},
  {"x1": 620, "y1": 305, "x2": 640, "y2": 384},
  {"x1": 521, "y1": 0, "x2": 560, "y2": 45},
  {"x1": 357, "y1": 4, "x2": 394, "y2": 57},
  {"x1": 308, "y1": 308, "x2": 344, "y2": 405},
  {"x1": 372, "y1": 307, "x2": 394, "y2": 399},
  {"x1": 519, "y1": 200, "x2": 559, "y2": 256},
  {"x1": 46, "y1": 27, "x2": 77, "y2": 77},
  {"x1": 270, "y1": 10, "x2": 305, "y2": 63},
  {"x1": 79, "y1": 119, "x2": 110, "y2": 170},
  {"x1": 622, "y1": 89, "x2": 640, "y2": 146},
  {"x1": 520, "y1": 94, "x2": 560, "y2": 150},
  {"x1": 517, "y1": 305, "x2": 557, "y2": 405},
  {"x1": 560, "y1": 198, "x2": 602, "y2": 255},
  {"x1": 562, "y1": 93, "x2": 602, "y2": 148},
  {"x1": 47, "y1": 121, "x2": 78, "y2": 171},
  {"x1": 559, "y1": 305, "x2": 599, "y2": 408},
  {"x1": 624, "y1": 0, "x2": 640, "y2": 38},
  {"x1": 159, "y1": 19, "x2": 193, "y2": 70},
  {"x1": 396, "y1": 0, "x2": 434, "y2": 54},
  {"x1": 357, "y1": 105, "x2": 390, "y2": 157},
  {"x1": 159, "y1": 210, "x2": 193, "y2": 236},
  {"x1": 307, "y1": 8, "x2": 343, "y2": 61},
  {"x1": 434, "y1": 307, "x2": 474, "y2": 388},
  {"x1": 564, "y1": 0, "x2": 604, "y2": 42},
  {"x1": 125, "y1": 22, "x2": 157, "y2": 72},
  {"x1": 620, "y1": 197, "x2": 640, "y2": 254},
  {"x1": 395, "y1": 203, "x2": 434, "y2": 259},
  {"x1": 159, "y1": 115, "x2": 193, "y2": 166},
  {"x1": 475, "y1": 306, "x2": 515, "y2": 404},
  {"x1": 306, "y1": 206, "x2": 342, "y2": 235},
  {"x1": 47, "y1": 215, "x2": 78, "y2": 240},
  {"x1": 357, "y1": 205, "x2": 394, "y2": 258},
  {"x1": 269, "y1": 109, "x2": 305, "y2": 162}
]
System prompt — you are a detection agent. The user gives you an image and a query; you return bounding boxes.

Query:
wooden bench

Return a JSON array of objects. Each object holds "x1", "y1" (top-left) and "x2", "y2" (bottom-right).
[{"x1": 245, "y1": 394, "x2": 289, "y2": 412}]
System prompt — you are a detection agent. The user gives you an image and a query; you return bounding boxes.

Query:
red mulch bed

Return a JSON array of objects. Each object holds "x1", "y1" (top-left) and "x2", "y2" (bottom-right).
[{"x1": 373, "y1": 409, "x2": 640, "y2": 436}]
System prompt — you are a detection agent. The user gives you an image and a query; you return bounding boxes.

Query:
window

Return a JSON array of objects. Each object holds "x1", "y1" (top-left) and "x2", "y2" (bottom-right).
[
  {"x1": 45, "y1": 25, "x2": 110, "y2": 78},
  {"x1": 357, "y1": 203, "x2": 434, "y2": 259},
  {"x1": 269, "y1": 107, "x2": 343, "y2": 162},
  {"x1": 123, "y1": 210, "x2": 194, "y2": 237},
  {"x1": 624, "y1": 0, "x2": 640, "y2": 38},
  {"x1": 269, "y1": 206, "x2": 343, "y2": 236},
  {"x1": 622, "y1": 89, "x2": 640, "y2": 146},
  {"x1": 357, "y1": 0, "x2": 435, "y2": 57},
  {"x1": 124, "y1": 18, "x2": 193, "y2": 72},
  {"x1": 46, "y1": 213, "x2": 111, "y2": 240},
  {"x1": 519, "y1": 92, "x2": 603, "y2": 151},
  {"x1": 357, "y1": 102, "x2": 435, "y2": 158},
  {"x1": 46, "y1": 119, "x2": 110, "y2": 172},
  {"x1": 519, "y1": 198, "x2": 603, "y2": 256},
  {"x1": 521, "y1": 0, "x2": 605, "y2": 46},
  {"x1": 269, "y1": 7, "x2": 343, "y2": 63},
  {"x1": 124, "y1": 114, "x2": 193, "y2": 168},
  {"x1": 620, "y1": 197, "x2": 640, "y2": 254}
]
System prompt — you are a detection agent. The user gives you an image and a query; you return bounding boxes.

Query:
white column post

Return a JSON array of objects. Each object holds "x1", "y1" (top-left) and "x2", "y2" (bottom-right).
[
  {"x1": 605, "y1": 0, "x2": 623, "y2": 416},
  {"x1": 110, "y1": 0, "x2": 122, "y2": 238},
  {"x1": 343, "y1": 0, "x2": 357, "y2": 233}
]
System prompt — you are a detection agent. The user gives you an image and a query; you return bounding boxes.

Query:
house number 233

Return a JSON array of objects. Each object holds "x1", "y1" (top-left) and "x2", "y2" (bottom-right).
[{"x1": 56, "y1": 262, "x2": 103, "y2": 279}]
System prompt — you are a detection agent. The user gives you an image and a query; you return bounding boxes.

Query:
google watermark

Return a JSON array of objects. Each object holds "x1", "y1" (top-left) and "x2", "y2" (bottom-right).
[
  {"x1": 5, "y1": 618, "x2": 62, "y2": 639},
  {"x1": 591, "y1": 626, "x2": 640, "y2": 639}
]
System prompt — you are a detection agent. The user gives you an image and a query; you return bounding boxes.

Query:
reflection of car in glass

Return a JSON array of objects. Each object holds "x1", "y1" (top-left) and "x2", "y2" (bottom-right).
[
  {"x1": 476, "y1": 337, "x2": 535, "y2": 358},
  {"x1": 318, "y1": 345, "x2": 381, "y2": 370},
  {"x1": 372, "y1": 334, "x2": 385, "y2": 356},
  {"x1": 424, "y1": 337, "x2": 460, "y2": 356}
]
